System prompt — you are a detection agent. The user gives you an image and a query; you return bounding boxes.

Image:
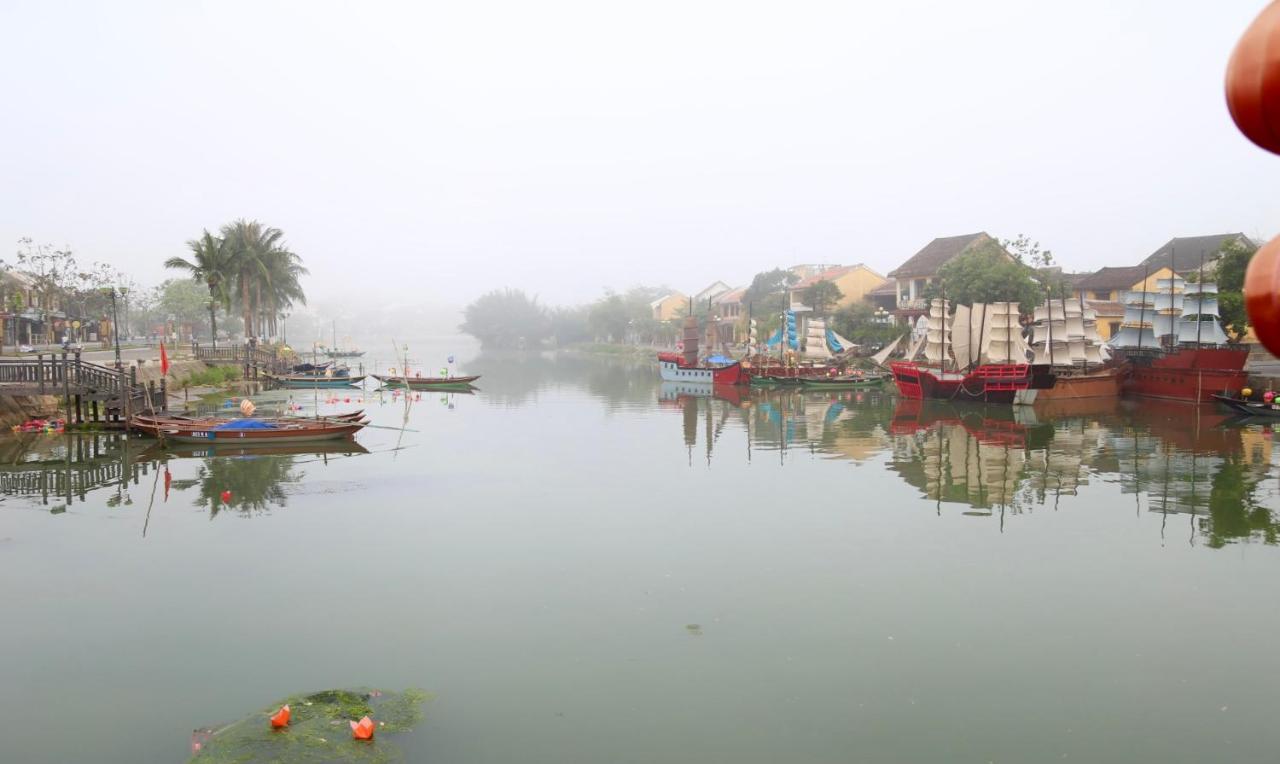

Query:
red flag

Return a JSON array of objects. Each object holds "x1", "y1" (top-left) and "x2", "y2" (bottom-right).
[{"x1": 160, "y1": 342, "x2": 170, "y2": 376}]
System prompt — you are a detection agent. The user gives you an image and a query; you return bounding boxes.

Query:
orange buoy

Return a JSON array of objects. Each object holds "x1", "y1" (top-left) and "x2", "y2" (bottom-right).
[
  {"x1": 1226, "y1": 1, "x2": 1280, "y2": 154},
  {"x1": 350, "y1": 715, "x2": 375, "y2": 740},
  {"x1": 1245, "y1": 235, "x2": 1280, "y2": 354},
  {"x1": 269, "y1": 704, "x2": 291, "y2": 729}
]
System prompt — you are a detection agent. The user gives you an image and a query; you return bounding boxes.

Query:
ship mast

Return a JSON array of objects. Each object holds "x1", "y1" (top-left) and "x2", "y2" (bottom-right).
[{"x1": 1136, "y1": 263, "x2": 1149, "y2": 352}]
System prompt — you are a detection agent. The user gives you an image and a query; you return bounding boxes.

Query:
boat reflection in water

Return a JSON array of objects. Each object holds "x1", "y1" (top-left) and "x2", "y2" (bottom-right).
[
  {"x1": 0, "y1": 432, "x2": 368, "y2": 520},
  {"x1": 659, "y1": 386, "x2": 1280, "y2": 547}
]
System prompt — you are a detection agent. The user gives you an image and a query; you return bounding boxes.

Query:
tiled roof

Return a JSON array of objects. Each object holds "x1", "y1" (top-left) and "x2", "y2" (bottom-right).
[
  {"x1": 868, "y1": 281, "x2": 898, "y2": 296},
  {"x1": 1140, "y1": 234, "x2": 1254, "y2": 272},
  {"x1": 1085, "y1": 299, "x2": 1126, "y2": 315},
  {"x1": 712, "y1": 287, "x2": 747, "y2": 304},
  {"x1": 888, "y1": 233, "x2": 993, "y2": 278},
  {"x1": 1075, "y1": 266, "x2": 1148, "y2": 291},
  {"x1": 790, "y1": 264, "x2": 883, "y2": 290}
]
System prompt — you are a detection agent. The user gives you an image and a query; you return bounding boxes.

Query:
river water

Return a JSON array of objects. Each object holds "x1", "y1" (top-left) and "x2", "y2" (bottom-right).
[{"x1": 3, "y1": 348, "x2": 1280, "y2": 763}]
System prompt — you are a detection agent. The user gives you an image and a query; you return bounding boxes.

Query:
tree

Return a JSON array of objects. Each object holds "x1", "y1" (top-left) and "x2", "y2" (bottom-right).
[
  {"x1": 831, "y1": 302, "x2": 908, "y2": 347},
  {"x1": 11, "y1": 238, "x2": 79, "y2": 343},
  {"x1": 1004, "y1": 233, "x2": 1070, "y2": 301},
  {"x1": 219, "y1": 220, "x2": 305, "y2": 341},
  {"x1": 158, "y1": 278, "x2": 214, "y2": 339},
  {"x1": 1212, "y1": 238, "x2": 1257, "y2": 339},
  {"x1": 459, "y1": 289, "x2": 550, "y2": 348},
  {"x1": 588, "y1": 293, "x2": 630, "y2": 342},
  {"x1": 806, "y1": 279, "x2": 844, "y2": 315},
  {"x1": 926, "y1": 241, "x2": 1043, "y2": 312},
  {"x1": 165, "y1": 230, "x2": 235, "y2": 346},
  {"x1": 744, "y1": 268, "x2": 799, "y2": 333}
]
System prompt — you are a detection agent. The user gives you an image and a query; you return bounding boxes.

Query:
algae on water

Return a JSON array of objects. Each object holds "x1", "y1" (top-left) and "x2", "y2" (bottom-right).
[{"x1": 191, "y1": 687, "x2": 429, "y2": 763}]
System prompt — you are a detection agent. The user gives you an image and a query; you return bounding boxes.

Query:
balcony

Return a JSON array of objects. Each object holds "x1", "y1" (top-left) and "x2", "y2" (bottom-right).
[{"x1": 896, "y1": 297, "x2": 927, "y2": 311}]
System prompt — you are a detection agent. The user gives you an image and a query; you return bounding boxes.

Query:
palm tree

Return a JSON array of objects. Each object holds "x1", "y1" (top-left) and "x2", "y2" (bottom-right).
[
  {"x1": 165, "y1": 230, "x2": 234, "y2": 347},
  {"x1": 261, "y1": 248, "x2": 309, "y2": 338},
  {"x1": 221, "y1": 220, "x2": 283, "y2": 340}
]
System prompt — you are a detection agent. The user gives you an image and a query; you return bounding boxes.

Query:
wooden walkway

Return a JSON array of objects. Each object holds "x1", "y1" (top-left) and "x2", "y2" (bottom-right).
[{"x1": 0, "y1": 353, "x2": 166, "y2": 426}]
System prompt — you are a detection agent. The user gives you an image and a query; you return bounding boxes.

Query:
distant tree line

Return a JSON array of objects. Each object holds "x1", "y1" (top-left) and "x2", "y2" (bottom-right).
[{"x1": 460, "y1": 286, "x2": 678, "y2": 349}]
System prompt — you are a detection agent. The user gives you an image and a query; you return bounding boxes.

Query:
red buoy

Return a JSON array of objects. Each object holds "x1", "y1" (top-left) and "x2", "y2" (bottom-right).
[
  {"x1": 1245, "y1": 235, "x2": 1280, "y2": 354},
  {"x1": 220, "y1": 490, "x2": 232, "y2": 503}
]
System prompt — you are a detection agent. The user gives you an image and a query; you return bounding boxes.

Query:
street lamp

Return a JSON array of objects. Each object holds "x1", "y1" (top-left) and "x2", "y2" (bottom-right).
[{"x1": 874, "y1": 307, "x2": 890, "y2": 324}]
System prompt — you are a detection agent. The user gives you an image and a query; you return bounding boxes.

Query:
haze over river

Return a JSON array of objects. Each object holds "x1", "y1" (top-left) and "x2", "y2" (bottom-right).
[{"x1": 3, "y1": 345, "x2": 1280, "y2": 763}]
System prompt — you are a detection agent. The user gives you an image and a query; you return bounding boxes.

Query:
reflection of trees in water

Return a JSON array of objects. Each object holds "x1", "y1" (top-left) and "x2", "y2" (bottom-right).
[
  {"x1": 189, "y1": 456, "x2": 302, "y2": 517},
  {"x1": 464, "y1": 351, "x2": 658, "y2": 409}
]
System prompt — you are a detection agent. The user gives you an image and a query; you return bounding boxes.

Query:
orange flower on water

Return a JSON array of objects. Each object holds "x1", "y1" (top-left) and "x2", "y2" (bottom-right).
[
  {"x1": 350, "y1": 715, "x2": 375, "y2": 740},
  {"x1": 269, "y1": 704, "x2": 290, "y2": 729}
]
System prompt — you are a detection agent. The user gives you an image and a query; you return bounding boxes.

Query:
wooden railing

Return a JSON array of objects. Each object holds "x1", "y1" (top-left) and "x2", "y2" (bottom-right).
[{"x1": 192, "y1": 343, "x2": 278, "y2": 366}]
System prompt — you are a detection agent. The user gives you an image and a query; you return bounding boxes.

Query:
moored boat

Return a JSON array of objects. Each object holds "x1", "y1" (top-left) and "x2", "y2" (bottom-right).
[
  {"x1": 1211, "y1": 394, "x2": 1280, "y2": 417},
  {"x1": 372, "y1": 374, "x2": 480, "y2": 390},
  {"x1": 889, "y1": 300, "x2": 1036, "y2": 403},
  {"x1": 1108, "y1": 277, "x2": 1248, "y2": 402},
  {"x1": 1014, "y1": 297, "x2": 1123, "y2": 403},
  {"x1": 265, "y1": 372, "x2": 365, "y2": 388},
  {"x1": 130, "y1": 415, "x2": 366, "y2": 444}
]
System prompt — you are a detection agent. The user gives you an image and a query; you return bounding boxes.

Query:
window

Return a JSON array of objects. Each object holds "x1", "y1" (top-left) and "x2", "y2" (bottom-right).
[
  {"x1": 1108, "y1": 321, "x2": 1120, "y2": 337},
  {"x1": 1094, "y1": 291, "x2": 1109, "y2": 300}
]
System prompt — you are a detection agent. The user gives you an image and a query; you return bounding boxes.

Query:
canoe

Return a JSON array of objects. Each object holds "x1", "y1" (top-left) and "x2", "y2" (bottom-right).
[
  {"x1": 138, "y1": 439, "x2": 371, "y2": 459},
  {"x1": 265, "y1": 373, "x2": 366, "y2": 388},
  {"x1": 130, "y1": 417, "x2": 365, "y2": 444},
  {"x1": 132, "y1": 411, "x2": 367, "y2": 427},
  {"x1": 372, "y1": 374, "x2": 480, "y2": 390},
  {"x1": 1211, "y1": 394, "x2": 1280, "y2": 417}
]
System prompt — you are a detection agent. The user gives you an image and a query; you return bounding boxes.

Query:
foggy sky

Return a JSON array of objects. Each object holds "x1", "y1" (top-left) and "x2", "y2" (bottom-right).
[{"x1": 3, "y1": 0, "x2": 1278, "y2": 311}]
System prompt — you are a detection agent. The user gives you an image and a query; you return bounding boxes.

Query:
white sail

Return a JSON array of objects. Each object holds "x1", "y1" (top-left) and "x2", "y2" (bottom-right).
[
  {"x1": 985, "y1": 302, "x2": 1029, "y2": 364},
  {"x1": 924, "y1": 299, "x2": 954, "y2": 366},
  {"x1": 1110, "y1": 326, "x2": 1157, "y2": 348},
  {"x1": 871, "y1": 335, "x2": 903, "y2": 367},
  {"x1": 905, "y1": 332, "x2": 925, "y2": 361},
  {"x1": 804, "y1": 317, "x2": 831, "y2": 359},
  {"x1": 1176, "y1": 317, "x2": 1229, "y2": 345},
  {"x1": 1181, "y1": 293, "x2": 1220, "y2": 317},
  {"x1": 952, "y1": 304, "x2": 971, "y2": 369}
]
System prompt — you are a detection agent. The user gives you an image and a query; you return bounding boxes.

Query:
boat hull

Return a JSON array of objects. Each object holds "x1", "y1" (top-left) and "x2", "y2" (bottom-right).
[
  {"x1": 657, "y1": 360, "x2": 746, "y2": 385},
  {"x1": 1118, "y1": 346, "x2": 1249, "y2": 403},
  {"x1": 1014, "y1": 367, "x2": 1123, "y2": 404},
  {"x1": 267, "y1": 374, "x2": 364, "y2": 388},
  {"x1": 132, "y1": 423, "x2": 364, "y2": 443},
  {"x1": 372, "y1": 375, "x2": 480, "y2": 390},
  {"x1": 889, "y1": 362, "x2": 1032, "y2": 404}
]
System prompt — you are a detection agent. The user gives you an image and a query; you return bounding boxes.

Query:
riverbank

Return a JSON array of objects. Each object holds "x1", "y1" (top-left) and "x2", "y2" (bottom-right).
[{"x1": 561, "y1": 342, "x2": 663, "y2": 360}]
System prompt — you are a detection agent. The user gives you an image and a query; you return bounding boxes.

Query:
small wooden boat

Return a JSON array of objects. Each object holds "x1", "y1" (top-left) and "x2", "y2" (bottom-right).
[
  {"x1": 372, "y1": 374, "x2": 480, "y2": 390},
  {"x1": 265, "y1": 373, "x2": 366, "y2": 388},
  {"x1": 138, "y1": 439, "x2": 371, "y2": 459},
  {"x1": 798, "y1": 374, "x2": 887, "y2": 389},
  {"x1": 1211, "y1": 394, "x2": 1280, "y2": 417},
  {"x1": 132, "y1": 410, "x2": 367, "y2": 427},
  {"x1": 130, "y1": 416, "x2": 365, "y2": 444}
]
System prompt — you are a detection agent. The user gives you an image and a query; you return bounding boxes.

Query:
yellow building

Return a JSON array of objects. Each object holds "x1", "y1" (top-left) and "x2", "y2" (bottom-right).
[
  {"x1": 787, "y1": 264, "x2": 888, "y2": 312},
  {"x1": 650, "y1": 292, "x2": 688, "y2": 322},
  {"x1": 1073, "y1": 265, "x2": 1177, "y2": 303}
]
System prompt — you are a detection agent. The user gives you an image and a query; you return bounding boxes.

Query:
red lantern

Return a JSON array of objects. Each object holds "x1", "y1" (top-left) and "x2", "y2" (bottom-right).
[
  {"x1": 1226, "y1": 1, "x2": 1280, "y2": 154},
  {"x1": 269, "y1": 705, "x2": 290, "y2": 729},
  {"x1": 220, "y1": 490, "x2": 232, "y2": 503},
  {"x1": 1246, "y1": 235, "x2": 1280, "y2": 353}
]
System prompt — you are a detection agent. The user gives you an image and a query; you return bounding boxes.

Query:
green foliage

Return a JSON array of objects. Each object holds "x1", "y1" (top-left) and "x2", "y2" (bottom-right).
[
  {"x1": 190, "y1": 687, "x2": 428, "y2": 763},
  {"x1": 219, "y1": 219, "x2": 307, "y2": 341},
  {"x1": 831, "y1": 302, "x2": 908, "y2": 347},
  {"x1": 925, "y1": 241, "x2": 1043, "y2": 312},
  {"x1": 159, "y1": 278, "x2": 215, "y2": 332},
  {"x1": 459, "y1": 288, "x2": 550, "y2": 348},
  {"x1": 179, "y1": 365, "x2": 241, "y2": 388},
  {"x1": 1214, "y1": 239, "x2": 1255, "y2": 293},
  {"x1": 1208, "y1": 239, "x2": 1256, "y2": 340},
  {"x1": 806, "y1": 279, "x2": 844, "y2": 315}
]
